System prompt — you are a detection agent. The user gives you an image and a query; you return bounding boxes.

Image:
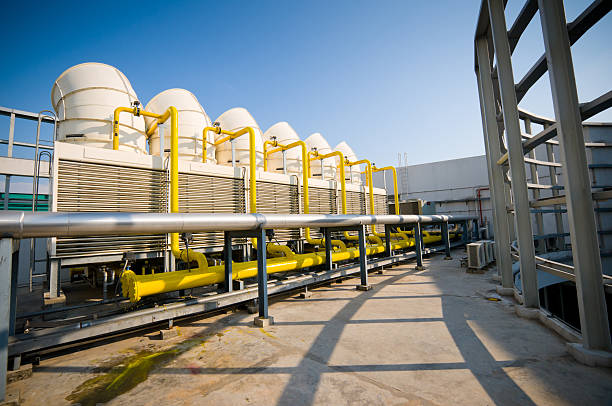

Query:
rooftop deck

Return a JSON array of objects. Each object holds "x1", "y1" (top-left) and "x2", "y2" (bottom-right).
[{"x1": 8, "y1": 250, "x2": 612, "y2": 405}]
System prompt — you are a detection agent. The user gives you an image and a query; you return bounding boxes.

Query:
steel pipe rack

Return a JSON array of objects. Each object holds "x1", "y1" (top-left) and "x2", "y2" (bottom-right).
[{"x1": 0, "y1": 211, "x2": 475, "y2": 401}]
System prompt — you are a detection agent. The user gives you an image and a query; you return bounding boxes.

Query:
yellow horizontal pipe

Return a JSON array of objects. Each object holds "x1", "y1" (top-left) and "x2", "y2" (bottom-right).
[{"x1": 121, "y1": 232, "x2": 449, "y2": 302}]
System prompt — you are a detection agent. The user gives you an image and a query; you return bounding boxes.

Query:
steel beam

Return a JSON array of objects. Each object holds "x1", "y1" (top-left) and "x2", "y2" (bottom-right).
[
  {"x1": 357, "y1": 225, "x2": 370, "y2": 289},
  {"x1": 224, "y1": 231, "x2": 233, "y2": 293},
  {"x1": 324, "y1": 228, "x2": 333, "y2": 271},
  {"x1": 488, "y1": 0, "x2": 539, "y2": 308},
  {"x1": 538, "y1": 0, "x2": 611, "y2": 351},
  {"x1": 442, "y1": 222, "x2": 452, "y2": 259},
  {"x1": 0, "y1": 238, "x2": 15, "y2": 402},
  {"x1": 256, "y1": 228, "x2": 269, "y2": 319},
  {"x1": 414, "y1": 223, "x2": 424, "y2": 270}
]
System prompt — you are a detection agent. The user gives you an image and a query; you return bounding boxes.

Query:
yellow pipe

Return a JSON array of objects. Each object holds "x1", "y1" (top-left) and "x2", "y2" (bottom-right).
[
  {"x1": 263, "y1": 140, "x2": 278, "y2": 171},
  {"x1": 372, "y1": 166, "x2": 399, "y2": 215},
  {"x1": 202, "y1": 126, "x2": 222, "y2": 163},
  {"x1": 213, "y1": 127, "x2": 258, "y2": 214},
  {"x1": 122, "y1": 232, "x2": 447, "y2": 302},
  {"x1": 112, "y1": 107, "x2": 138, "y2": 150},
  {"x1": 345, "y1": 159, "x2": 383, "y2": 244}
]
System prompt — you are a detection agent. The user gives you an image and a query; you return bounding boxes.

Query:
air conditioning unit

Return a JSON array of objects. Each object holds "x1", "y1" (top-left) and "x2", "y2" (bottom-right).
[
  {"x1": 467, "y1": 242, "x2": 486, "y2": 269},
  {"x1": 480, "y1": 240, "x2": 495, "y2": 264},
  {"x1": 485, "y1": 240, "x2": 495, "y2": 262}
]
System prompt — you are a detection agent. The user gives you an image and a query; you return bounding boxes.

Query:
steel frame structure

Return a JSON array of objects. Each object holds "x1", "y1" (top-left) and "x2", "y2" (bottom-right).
[
  {"x1": 0, "y1": 211, "x2": 476, "y2": 401},
  {"x1": 474, "y1": 0, "x2": 611, "y2": 354}
]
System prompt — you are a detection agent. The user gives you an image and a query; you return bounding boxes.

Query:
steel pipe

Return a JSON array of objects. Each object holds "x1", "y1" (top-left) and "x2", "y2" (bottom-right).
[{"x1": 0, "y1": 212, "x2": 474, "y2": 239}]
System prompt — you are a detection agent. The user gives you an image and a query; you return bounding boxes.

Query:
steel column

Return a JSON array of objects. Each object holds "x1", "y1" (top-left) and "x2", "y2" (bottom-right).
[
  {"x1": 0, "y1": 238, "x2": 15, "y2": 402},
  {"x1": 414, "y1": 223, "x2": 424, "y2": 269},
  {"x1": 256, "y1": 228, "x2": 268, "y2": 319},
  {"x1": 324, "y1": 228, "x2": 333, "y2": 271},
  {"x1": 538, "y1": 0, "x2": 611, "y2": 350},
  {"x1": 442, "y1": 222, "x2": 452, "y2": 259},
  {"x1": 223, "y1": 231, "x2": 233, "y2": 293},
  {"x1": 488, "y1": 0, "x2": 539, "y2": 308},
  {"x1": 384, "y1": 224, "x2": 392, "y2": 257},
  {"x1": 357, "y1": 225, "x2": 370, "y2": 289}
]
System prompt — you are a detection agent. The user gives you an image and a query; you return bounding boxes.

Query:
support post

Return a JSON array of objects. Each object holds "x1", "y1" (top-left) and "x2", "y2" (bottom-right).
[
  {"x1": 475, "y1": 36, "x2": 514, "y2": 289},
  {"x1": 462, "y1": 221, "x2": 469, "y2": 244},
  {"x1": 414, "y1": 223, "x2": 424, "y2": 270},
  {"x1": 539, "y1": 0, "x2": 611, "y2": 351},
  {"x1": 384, "y1": 224, "x2": 392, "y2": 257},
  {"x1": 254, "y1": 227, "x2": 273, "y2": 326},
  {"x1": 488, "y1": 0, "x2": 539, "y2": 308},
  {"x1": 1, "y1": 238, "x2": 15, "y2": 402},
  {"x1": 223, "y1": 231, "x2": 233, "y2": 293},
  {"x1": 442, "y1": 222, "x2": 452, "y2": 259},
  {"x1": 324, "y1": 228, "x2": 333, "y2": 271},
  {"x1": 356, "y1": 225, "x2": 371, "y2": 291}
]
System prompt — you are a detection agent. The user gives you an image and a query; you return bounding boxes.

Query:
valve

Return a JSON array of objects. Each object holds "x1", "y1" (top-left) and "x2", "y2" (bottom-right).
[{"x1": 132, "y1": 100, "x2": 141, "y2": 116}]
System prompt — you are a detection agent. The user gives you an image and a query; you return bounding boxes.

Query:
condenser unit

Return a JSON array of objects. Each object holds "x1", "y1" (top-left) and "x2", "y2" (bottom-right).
[
  {"x1": 483, "y1": 240, "x2": 495, "y2": 263},
  {"x1": 467, "y1": 242, "x2": 486, "y2": 269}
]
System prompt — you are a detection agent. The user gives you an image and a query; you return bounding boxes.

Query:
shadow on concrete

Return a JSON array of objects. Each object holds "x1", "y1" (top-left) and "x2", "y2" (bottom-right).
[{"x1": 273, "y1": 256, "x2": 537, "y2": 406}]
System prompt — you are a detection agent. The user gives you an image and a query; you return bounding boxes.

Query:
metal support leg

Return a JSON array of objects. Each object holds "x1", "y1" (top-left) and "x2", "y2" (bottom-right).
[
  {"x1": 48, "y1": 258, "x2": 60, "y2": 299},
  {"x1": 442, "y1": 222, "x2": 452, "y2": 260},
  {"x1": 356, "y1": 225, "x2": 371, "y2": 290},
  {"x1": 476, "y1": 36, "x2": 514, "y2": 289},
  {"x1": 384, "y1": 224, "x2": 392, "y2": 257},
  {"x1": 539, "y1": 0, "x2": 611, "y2": 351},
  {"x1": 488, "y1": 0, "x2": 539, "y2": 308},
  {"x1": 462, "y1": 221, "x2": 468, "y2": 244},
  {"x1": 1, "y1": 238, "x2": 15, "y2": 402},
  {"x1": 254, "y1": 228, "x2": 273, "y2": 326},
  {"x1": 414, "y1": 223, "x2": 424, "y2": 270},
  {"x1": 324, "y1": 228, "x2": 333, "y2": 271},
  {"x1": 223, "y1": 231, "x2": 233, "y2": 293}
]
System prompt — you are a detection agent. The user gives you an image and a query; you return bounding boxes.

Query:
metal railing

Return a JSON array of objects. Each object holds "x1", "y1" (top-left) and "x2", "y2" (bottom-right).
[{"x1": 474, "y1": 0, "x2": 611, "y2": 353}]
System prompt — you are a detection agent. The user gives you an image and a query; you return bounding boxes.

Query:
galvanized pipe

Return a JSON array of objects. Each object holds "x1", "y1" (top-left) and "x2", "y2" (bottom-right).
[{"x1": 0, "y1": 212, "x2": 475, "y2": 239}]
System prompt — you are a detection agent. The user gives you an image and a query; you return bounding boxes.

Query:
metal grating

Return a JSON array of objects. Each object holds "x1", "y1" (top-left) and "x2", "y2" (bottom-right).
[
  {"x1": 256, "y1": 181, "x2": 300, "y2": 241},
  {"x1": 178, "y1": 173, "x2": 246, "y2": 249},
  {"x1": 55, "y1": 160, "x2": 166, "y2": 257}
]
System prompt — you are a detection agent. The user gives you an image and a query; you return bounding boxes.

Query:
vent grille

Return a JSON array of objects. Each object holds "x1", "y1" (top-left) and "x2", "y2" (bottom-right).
[
  {"x1": 55, "y1": 160, "x2": 166, "y2": 257},
  {"x1": 304, "y1": 186, "x2": 338, "y2": 239},
  {"x1": 256, "y1": 181, "x2": 300, "y2": 241},
  {"x1": 178, "y1": 173, "x2": 246, "y2": 249}
]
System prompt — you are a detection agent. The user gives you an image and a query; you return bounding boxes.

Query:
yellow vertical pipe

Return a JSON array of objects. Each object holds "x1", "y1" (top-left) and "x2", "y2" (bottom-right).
[
  {"x1": 202, "y1": 126, "x2": 221, "y2": 163},
  {"x1": 112, "y1": 107, "x2": 136, "y2": 150},
  {"x1": 372, "y1": 166, "x2": 399, "y2": 215}
]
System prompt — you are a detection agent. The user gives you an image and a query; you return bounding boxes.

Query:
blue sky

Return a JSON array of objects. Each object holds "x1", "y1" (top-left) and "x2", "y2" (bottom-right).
[{"x1": 1, "y1": 0, "x2": 610, "y2": 167}]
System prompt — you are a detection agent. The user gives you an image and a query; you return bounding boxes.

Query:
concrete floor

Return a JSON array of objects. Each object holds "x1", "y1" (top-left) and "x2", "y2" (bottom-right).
[{"x1": 9, "y1": 249, "x2": 612, "y2": 405}]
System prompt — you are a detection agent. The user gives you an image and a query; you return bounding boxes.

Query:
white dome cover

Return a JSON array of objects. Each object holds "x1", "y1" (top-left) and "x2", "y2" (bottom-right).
[
  {"x1": 51, "y1": 62, "x2": 146, "y2": 154},
  {"x1": 305, "y1": 132, "x2": 336, "y2": 180},
  {"x1": 263, "y1": 122, "x2": 302, "y2": 175},
  {"x1": 214, "y1": 108, "x2": 264, "y2": 168},
  {"x1": 144, "y1": 88, "x2": 215, "y2": 163}
]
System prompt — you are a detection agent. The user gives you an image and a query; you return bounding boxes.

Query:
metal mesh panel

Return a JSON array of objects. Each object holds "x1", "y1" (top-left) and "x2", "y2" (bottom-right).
[
  {"x1": 256, "y1": 181, "x2": 300, "y2": 241},
  {"x1": 178, "y1": 173, "x2": 246, "y2": 249},
  {"x1": 55, "y1": 160, "x2": 166, "y2": 257}
]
